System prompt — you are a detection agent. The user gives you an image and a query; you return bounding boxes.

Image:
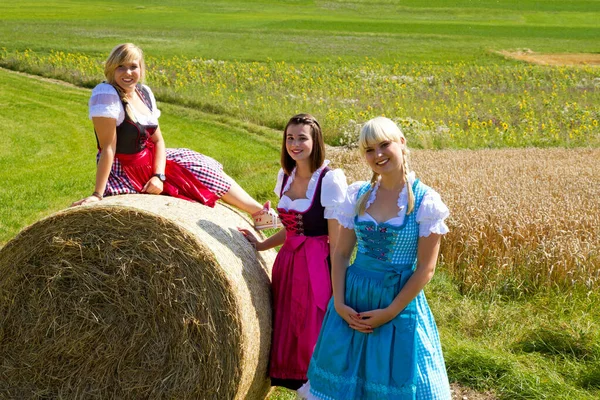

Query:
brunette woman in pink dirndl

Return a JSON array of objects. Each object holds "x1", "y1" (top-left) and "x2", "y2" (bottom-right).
[
  {"x1": 239, "y1": 114, "x2": 347, "y2": 391},
  {"x1": 71, "y1": 43, "x2": 279, "y2": 230}
]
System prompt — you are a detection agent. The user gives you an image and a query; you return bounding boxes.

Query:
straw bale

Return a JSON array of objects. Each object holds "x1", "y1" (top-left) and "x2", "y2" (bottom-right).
[{"x1": 0, "y1": 194, "x2": 276, "y2": 399}]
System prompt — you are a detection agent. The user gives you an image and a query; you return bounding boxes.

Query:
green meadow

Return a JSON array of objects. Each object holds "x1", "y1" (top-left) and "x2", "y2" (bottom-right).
[
  {"x1": 2, "y1": 1, "x2": 600, "y2": 148},
  {"x1": 2, "y1": 0, "x2": 600, "y2": 63},
  {"x1": 0, "y1": 69, "x2": 281, "y2": 244},
  {"x1": 1, "y1": 1, "x2": 599, "y2": 398}
]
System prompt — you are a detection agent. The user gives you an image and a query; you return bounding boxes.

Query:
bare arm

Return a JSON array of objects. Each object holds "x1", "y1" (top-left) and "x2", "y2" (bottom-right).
[
  {"x1": 387, "y1": 233, "x2": 441, "y2": 315},
  {"x1": 327, "y1": 218, "x2": 340, "y2": 258},
  {"x1": 71, "y1": 117, "x2": 117, "y2": 206},
  {"x1": 142, "y1": 125, "x2": 166, "y2": 194},
  {"x1": 331, "y1": 227, "x2": 371, "y2": 332},
  {"x1": 331, "y1": 226, "x2": 355, "y2": 307},
  {"x1": 360, "y1": 233, "x2": 442, "y2": 329},
  {"x1": 238, "y1": 227, "x2": 286, "y2": 251}
]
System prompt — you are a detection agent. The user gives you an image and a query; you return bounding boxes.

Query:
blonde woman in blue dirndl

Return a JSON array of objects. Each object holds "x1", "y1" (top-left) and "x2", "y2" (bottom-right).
[{"x1": 298, "y1": 117, "x2": 452, "y2": 400}]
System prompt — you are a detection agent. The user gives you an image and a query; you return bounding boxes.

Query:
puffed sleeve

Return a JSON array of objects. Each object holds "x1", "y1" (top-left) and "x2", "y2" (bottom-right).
[
  {"x1": 273, "y1": 168, "x2": 285, "y2": 198},
  {"x1": 416, "y1": 189, "x2": 450, "y2": 237},
  {"x1": 334, "y1": 181, "x2": 367, "y2": 229},
  {"x1": 141, "y1": 84, "x2": 162, "y2": 120},
  {"x1": 88, "y1": 83, "x2": 123, "y2": 124},
  {"x1": 321, "y1": 169, "x2": 348, "y2": 219}
]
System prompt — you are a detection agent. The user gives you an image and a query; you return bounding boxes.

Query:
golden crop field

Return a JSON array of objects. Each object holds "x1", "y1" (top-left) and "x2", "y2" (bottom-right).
[{"x1": 330, "y1": 147, "x2": 600, "y2": 294}]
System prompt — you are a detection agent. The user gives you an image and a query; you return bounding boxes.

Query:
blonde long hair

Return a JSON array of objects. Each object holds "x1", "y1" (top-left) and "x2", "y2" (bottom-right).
[
  {"x1": 356, "y1": 117, "x2": 415, "y2": 216},
  {"x1": 104, "y1": 43, "x2": 145, "y2": 123}
]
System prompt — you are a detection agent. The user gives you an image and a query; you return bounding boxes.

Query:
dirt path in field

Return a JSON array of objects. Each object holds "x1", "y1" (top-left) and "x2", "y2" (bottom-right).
[
  {"x1": 498, "y1": 49, "x2": 600, "y2": 66},
  {"x1": 0, "y1": 66, "x2": 85, "y2": 88},
  {"x1": 451, "y1": 383, "x2": 497, "y2": 400}
]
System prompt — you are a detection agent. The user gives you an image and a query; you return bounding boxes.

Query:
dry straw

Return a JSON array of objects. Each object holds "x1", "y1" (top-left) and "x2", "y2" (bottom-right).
[
  {"x1": 0, "y1": 195, "x2": 276, "y2": 399},
  {"x1": 330, "y1": 147, "x2": 600, "y2": 294}
]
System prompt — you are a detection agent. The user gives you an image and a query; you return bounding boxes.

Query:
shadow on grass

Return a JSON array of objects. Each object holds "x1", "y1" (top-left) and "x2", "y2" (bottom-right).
[
  {"x1": 579, "y1": 363, "x2": 600, "y2": 390},
  {"x1": 445, "y1": 346, "x2": 512, "y2": 391},
  {"x1": 445, "y1": 345, "x2": 575, "y2": 399},
  {"x1": 514, "y1": 326, "x2": 598, "y2": 360}
]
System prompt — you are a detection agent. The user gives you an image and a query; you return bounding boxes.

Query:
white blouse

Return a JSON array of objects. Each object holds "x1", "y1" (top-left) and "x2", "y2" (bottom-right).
[
  {"x1": 88, "y1": 82, "x2": 161, "y2": 126},
  {"x1": 335, "y1": 172, "x2": 450, "y2": 237},
  {"x1": 274, "y1": 160, "x2": 348, "y2": 219}
]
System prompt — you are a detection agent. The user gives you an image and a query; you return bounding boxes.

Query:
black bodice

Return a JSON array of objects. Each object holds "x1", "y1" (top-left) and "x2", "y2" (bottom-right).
[
  {"x1": 277, "y1": 167, "x2": 330, "y2": 237},
  {"x1": 95, "y1": 84, "x2": 156, "y2": 154}
]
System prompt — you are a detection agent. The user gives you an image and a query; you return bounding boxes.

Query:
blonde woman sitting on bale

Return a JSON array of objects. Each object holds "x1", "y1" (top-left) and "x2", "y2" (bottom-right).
[{"x1": 71, "y1": 43, "x2": 278, "y2": 230}]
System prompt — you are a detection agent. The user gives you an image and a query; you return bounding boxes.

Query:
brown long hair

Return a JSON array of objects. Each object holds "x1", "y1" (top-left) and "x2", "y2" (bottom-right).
[{"x1": 280, "y1": 113, "x2": 325, "y2": 175}]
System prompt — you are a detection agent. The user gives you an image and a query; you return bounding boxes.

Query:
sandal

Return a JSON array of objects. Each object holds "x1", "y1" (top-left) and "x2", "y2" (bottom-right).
[{"x1": 252, "y1": 201, "x2": 282, "y2": 230}]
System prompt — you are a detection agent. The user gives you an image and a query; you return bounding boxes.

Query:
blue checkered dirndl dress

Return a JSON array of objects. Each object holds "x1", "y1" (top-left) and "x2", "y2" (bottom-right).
[{"x1": 304, "y1": 179, "x2": 452, "y2": 400}]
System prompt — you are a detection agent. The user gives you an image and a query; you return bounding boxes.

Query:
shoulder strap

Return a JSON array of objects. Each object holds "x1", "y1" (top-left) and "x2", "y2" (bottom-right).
[
  {"x1": 107, "y1": 82, "x2": 125, "y2": 103},
  {"x1": 357, "y1": 181, "x2": 372, "y2": 199},
  {"x1": 318, "y1": 167, "x2": 331, "y2": 183},
  {"x1": 412, "y1": 179, "x2": 430, "y2": 213},
  {"x1": 137, "y1": 84, "x2": 153, "y2": 111},
  {"x1": 313, "y1": 166, "x2": 331, "y2": 198},
  {"x1": 279, "y1": 174, "x2": 290, "y2": 198}
]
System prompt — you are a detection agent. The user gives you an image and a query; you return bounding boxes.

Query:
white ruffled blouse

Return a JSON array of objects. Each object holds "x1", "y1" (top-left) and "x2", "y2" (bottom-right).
[
  {"x1": 274, "y1": 160, "x2": 348, "y2": 219},
  {"x1": 88, "y1": 82, "x2": 161, "y2": 126},
  {"x1": 335, "y1": 172, "x2": 449, "y2": 237}
]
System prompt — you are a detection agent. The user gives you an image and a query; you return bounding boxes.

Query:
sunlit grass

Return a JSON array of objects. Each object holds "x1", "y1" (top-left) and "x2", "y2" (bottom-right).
[
  {"x1": 2, "y1": 61, "x2": 599, "y2": 400},
  {"x1": 1, "y1": 0, "x2": 600, "y2": 63},
  {"x1": 2, "y1": 48, "x2": 599, "y2": 148}
]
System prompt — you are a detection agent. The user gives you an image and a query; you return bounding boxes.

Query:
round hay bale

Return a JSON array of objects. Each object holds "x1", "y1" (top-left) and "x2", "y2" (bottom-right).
[{"x1": 0, "y1": 194, "x2": 276, "y2": 400}]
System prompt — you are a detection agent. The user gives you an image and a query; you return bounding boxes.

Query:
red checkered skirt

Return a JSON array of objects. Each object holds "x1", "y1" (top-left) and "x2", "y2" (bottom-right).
[{"x1": 102, "y1": 144, "x2": 232, "y2": 207}]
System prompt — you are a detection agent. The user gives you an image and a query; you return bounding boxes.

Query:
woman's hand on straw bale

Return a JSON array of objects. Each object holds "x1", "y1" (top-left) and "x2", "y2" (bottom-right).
[
  {"x1": 70, "y1": 195, "x2": 101, "y2": 207},
  {"x1": 142, "y1": 176, "x2": 164, "y2": 194},
  {"x1": 237, "y1": 228, "x2": 264, "y2": 250},
  {"x1": 334, "y1": 302, "x2": 373, "y2": 333}
]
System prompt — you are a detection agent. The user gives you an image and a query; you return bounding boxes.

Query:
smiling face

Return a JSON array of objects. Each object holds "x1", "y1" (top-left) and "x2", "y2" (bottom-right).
[
  {"x1": 359, "y1": 117, "x2": 408, "y2": 178},
  {"x1": 285, "y1": 123, "x2": 314, "y2": 164},
  {"x1": 113, "y1": 60, "x2": 141, "y2": 92},
  {"x1": 104, "y1": 43, "x2": 145, "y2": 90},
  {"x1": 280, "y1": 114, "x2": 325, "y2": 174},
  {"x1": 363, "y1": 137, "x2": 405, "y2": 176}
]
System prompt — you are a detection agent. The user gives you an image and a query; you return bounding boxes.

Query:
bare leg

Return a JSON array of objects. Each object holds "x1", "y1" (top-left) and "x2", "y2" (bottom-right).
[{"x1": 220, "y1": 175, "x2": 263, "y2": 215}]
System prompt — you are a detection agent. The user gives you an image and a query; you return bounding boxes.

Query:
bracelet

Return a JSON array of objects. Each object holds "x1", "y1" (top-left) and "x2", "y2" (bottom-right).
[{"x1": 91, "y1": 191, "x2": 103, "y2": 200}]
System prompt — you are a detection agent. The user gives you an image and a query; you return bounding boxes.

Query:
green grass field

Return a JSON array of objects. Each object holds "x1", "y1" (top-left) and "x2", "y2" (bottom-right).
[
  {"x1": 2, "y1": 0, "x2": 600, "y2": 63},
  {"x1": 1, "y1": 1, "x2": 599, "y2": 398},
  {"x1": 0, "y1": 68, "x2": 282, "y2": 244},
  {"x1": 2, "y1": 0, "x2": 599, "y2": 147}
]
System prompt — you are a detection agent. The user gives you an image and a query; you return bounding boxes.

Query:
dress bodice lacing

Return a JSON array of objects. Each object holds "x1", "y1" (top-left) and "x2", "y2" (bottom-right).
[
  {"x1": 354, "y1": 179, "x2": 428, "y2": 266},
  {"x1": 278, "y1": 167, "x2": 331, "y2": 237}
]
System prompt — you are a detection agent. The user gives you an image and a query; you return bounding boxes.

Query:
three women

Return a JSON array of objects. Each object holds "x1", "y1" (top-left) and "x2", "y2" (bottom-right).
[{"x1": 77, "y1": 43, "x2": 451, "y2": 399}]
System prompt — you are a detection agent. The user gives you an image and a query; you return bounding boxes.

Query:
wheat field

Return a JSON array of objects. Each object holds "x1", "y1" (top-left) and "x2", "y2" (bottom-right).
[{"x1": 329, "y1": 147, "x2": 600, "y2": 294}]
